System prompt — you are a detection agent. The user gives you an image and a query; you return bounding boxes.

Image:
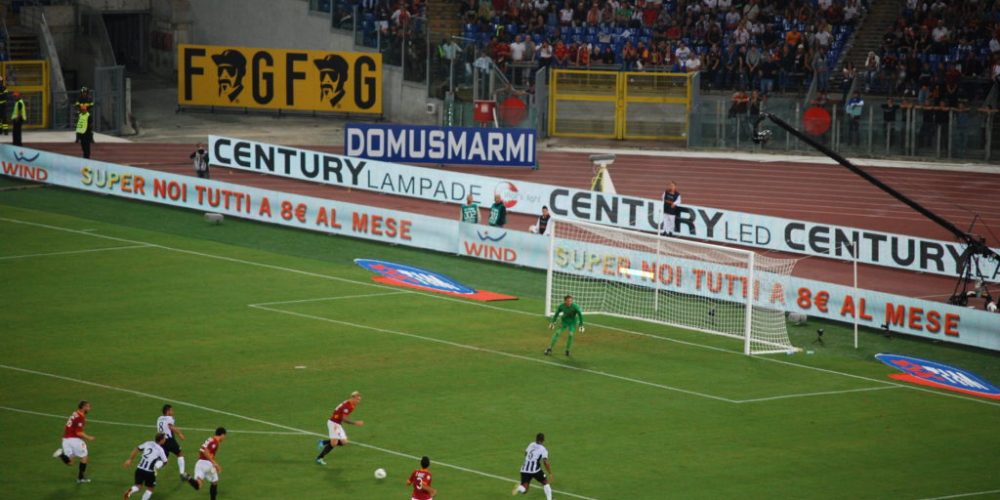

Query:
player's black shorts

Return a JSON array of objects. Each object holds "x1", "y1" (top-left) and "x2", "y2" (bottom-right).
[
  {"x1": 163, "y1": 437, "x2": 182, "y2": 456},
  {"x1": 520, "y1": 471, "x2": 547, "y2": 485},
  {"x1": 134, "y1": 468, "x2": 157, "y2": 488}
]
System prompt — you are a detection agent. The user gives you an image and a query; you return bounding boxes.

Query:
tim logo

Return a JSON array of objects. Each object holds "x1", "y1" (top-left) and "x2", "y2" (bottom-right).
[
  {"x1": 13, "y1": 151, "x2": 40, "y2": 162},
  {"x1": 355, "y1": 259, "x2": 476, "y2": 295},
  {"x1": 494, "y1": 181, "x2": 520, "y2": 209},
  {"x1": 211, "y1": 49, "x2": 246, "y2": 102},
  {"x1": 875, "y1": 354, "x2": 1000, "y2": 400}
]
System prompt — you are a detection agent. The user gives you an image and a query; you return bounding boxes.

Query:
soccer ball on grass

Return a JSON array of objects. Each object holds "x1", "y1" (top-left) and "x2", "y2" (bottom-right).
[{"x1": 374, "y1": 468, "x2": 387, "y2": 480}]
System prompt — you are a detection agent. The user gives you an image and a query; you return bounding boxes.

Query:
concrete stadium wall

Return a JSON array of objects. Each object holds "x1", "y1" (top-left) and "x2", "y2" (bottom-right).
[{"x1": 181, "y1": 0, "x2": 437, "y2": 124}]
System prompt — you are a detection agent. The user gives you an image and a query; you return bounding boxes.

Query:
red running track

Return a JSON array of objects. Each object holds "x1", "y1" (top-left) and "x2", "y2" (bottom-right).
[{"x1": 27, "y1": 142, "x2": 1000, "y2": 303}]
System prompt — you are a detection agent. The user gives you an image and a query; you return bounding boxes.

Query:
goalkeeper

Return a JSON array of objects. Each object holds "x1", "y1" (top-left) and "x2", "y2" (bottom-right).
[{"x1": 545, "y1": 295, "x2": 584, "y2": 357}]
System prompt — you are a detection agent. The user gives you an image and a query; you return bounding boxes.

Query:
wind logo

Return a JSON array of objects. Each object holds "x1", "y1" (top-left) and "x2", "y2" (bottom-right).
[
  {"x1": 13, "y1": 151, "x2": 40, "y2": 162},
  {"x1": 875, "y1": 353, "x2": 1000, "y2": 400},
  {"x1": 463, "y1": 230, "x2": 517, "y2": 262},
  {"x1": 476, "y1": 230, "x2": 507, "y2": 242}
]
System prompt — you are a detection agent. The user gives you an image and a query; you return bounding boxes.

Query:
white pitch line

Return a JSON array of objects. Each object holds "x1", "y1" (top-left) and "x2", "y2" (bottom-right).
[
  {"x1": 0, "y1": 244, "x2": 150, "y2": 260},
  {"x1": 0, "y1": 406, "x2": 304, "y2": 435},
  {"x1": 915, "y1": 489, "x2": 1000, "y2": 500},
  {"x1": 3, "y1": 214, "x2": 998, "y2": 409},
  {"x1": 250, "y1": 304, "x2": 738, "y2": 403},
  {"x1": 0, "y1": 364, "x2": 599, "y2": 500},
  {"x1": 249, "y1": 291, "x2": 409, "y2": 307},
  {"x1": 735, "y1": 385, "x2": 900, "y2": 404}
]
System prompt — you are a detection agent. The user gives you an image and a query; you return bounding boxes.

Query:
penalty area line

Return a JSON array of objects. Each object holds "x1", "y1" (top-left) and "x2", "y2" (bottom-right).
[
  {"x1": 249, "y1": 304, "x2": 740, "y2": 404},
  {"x1": 734, "y1": 385, "x2": 901, "y2": 404},
  {"x1": 0, "y1": 406, "x2": 304, "y2": 435},
  {"x1": 0, "y1": 364, "x2": 599, "y2": 500},
  {"x1": 0, "y1": 244, "x2": 152, "y2": 260},
  {"x1": 249, "y1": 291, "x2": 410, "y2": 307},
  {"x1": 3, "y1": 214, "x2": 998, "y2": 409},
  {"x1": 915, "y1": 489, "x2": 1000, "y2": 500}
]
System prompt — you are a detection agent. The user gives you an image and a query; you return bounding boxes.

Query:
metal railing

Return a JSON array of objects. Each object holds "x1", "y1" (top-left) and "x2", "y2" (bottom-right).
[{"x1": 690, "y1": 96, "x2": 999, "y2": 162}]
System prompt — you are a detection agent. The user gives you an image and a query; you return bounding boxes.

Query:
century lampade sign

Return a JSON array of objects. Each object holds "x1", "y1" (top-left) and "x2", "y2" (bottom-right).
[
  {"x1": 2, "y1": 145, "x2": 998, "y2": 351},
  {"x1": 178, "y1": 44, "x2": 381, "y2": 113},
  {"x1": 207, "y1": 136, "x2": 1000, "y2": 282}
]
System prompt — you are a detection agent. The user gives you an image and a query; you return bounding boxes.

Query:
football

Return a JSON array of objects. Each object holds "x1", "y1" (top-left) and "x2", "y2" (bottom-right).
[{"x1": 374, "y1": 468, "x2": 387, "y2": 479}]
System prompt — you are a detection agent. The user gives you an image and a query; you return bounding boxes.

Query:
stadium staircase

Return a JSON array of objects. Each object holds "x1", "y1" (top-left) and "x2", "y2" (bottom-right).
[
  {"x1": 830, "y1": 0, "x2": 904, "y2": 92},
  {"x1": 6, "y1": 25, "x2": 40, "y2": 59},
  {"x1": 426, "y1": 0, "x2": 462, "y2": 38}
]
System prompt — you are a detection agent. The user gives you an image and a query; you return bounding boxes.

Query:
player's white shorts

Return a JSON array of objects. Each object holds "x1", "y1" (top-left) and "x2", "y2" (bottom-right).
[
  {"x1": 327, "y1": 420, "x2": 348, "y2": 441},
  {"x1": 61, "y1": 437, "x2": 88, "y2": 458},
  {"x1": 194, "y1": 459, "x2": 219, "y2": 483}
]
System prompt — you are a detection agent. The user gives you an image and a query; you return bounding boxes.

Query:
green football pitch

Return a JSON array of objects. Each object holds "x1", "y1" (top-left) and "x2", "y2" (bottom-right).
[{"x1": 2, "y1": 177, "x2": 999, "y2": 499}]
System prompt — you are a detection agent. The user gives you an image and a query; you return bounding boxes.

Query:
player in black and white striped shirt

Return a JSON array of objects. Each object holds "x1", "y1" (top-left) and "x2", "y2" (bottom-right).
[
  {"x1": 512, "y1": 433, "x2": 553, "y2": 499},
  {"x1": 156, "y1": 404, "x2": 188, "y2": 480},
  {"x1": 122, "y1": 433, "x2": 169, "y2": 500}
]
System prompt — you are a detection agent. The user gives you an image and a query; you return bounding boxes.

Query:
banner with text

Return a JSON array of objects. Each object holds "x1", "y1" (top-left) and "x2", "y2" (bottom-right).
[
  {"x1": 456, "y1": 222, "x2": 1000, "y2": 351},
  {"x1": 179, "y1": 44, "x2": 381, "y2": 114},
  {"x1": 2, "y1": 145, "x2": 996, "y2": 351},
  {"x1": 345, "y1": 123, "x2": 537, "y2": 167},
  {"x1": 208, "y1": 135, "x2": 999, "y2": 282}
]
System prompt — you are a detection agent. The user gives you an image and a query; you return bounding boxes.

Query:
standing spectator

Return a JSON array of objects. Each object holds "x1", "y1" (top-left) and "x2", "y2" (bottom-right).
[
  {"x1": 0, "y1": 76, "x2": 8, "y2": 136},
  {"x1": 748, "y1": 89, "x2": 765, "y2": 138},
  {"x1": 812, "y1": 48, "x2": 830, "y2": 93},
  {"x1": 686, "y1": 53, "x2": 703, "y2": 73},
  {"x1": 952, "y1": 101, "x2": 971, "y2": 154},
  {"x1": 10, "y1": 91, "x2": 25, "y2": 146},
  {"x1": 191, "y1": 143, "x2": 210, "y2": 179},
  {"x1": 722, "y1": 44, "x2": 741, "y2": 89},
  {"x1": 758, "y1": 53, "x2": 777, "y2": 94},
  {"x1": 863, "y1": 51, "x2": 880, "y2": 92},
  {"x1": 841, "y1": 61, "x2": 857, "y2": 102},
  {"x1": 75, "y1": 105, "x2": 94, "y2": 159},
  {"x1": 934, "y1": 99, "x2": 950, "y2": 151},
  {"x1": 554, "y1": 40, "x2": 570, "y2": 68},
  {"x1": 488, "y1": 194, "x2": 508, "y2": 227},
  {"x1": 729, "y1": 88, "x2": 750, "y2": 137},
  {"x1": 538, "y1": 40, "x2": 554, "y2": 73},
  {"x1": 574, "y1": 41, "x2": 591, "y2": 67},
  {"x1": 845, "y1": 91, "x2": 864, "y2": 146},
  {"x1": 529, "y1": 206, "x2": 552, "y2": 234},
  {"x1": 881, "y1": 97, "x2": 899, "y2": 147},
  {"x1": 510, "y1": 35, "x2": 527, "y2": 83},
  {"x1": 559, "y1": 1, "x2": 574, "y2": 26},
  {"x1": 460, "y1": 194, "x2": 480, "y2": 223},
  {"x1": 660, "y1": 181, "x2": 682, "y2": 236},
  {"x1": 744, "y1": 45, "x2": 762, "y2": 90},
  {"x1": 623, "y1": 41, "x2": 638, "y2": 69}
]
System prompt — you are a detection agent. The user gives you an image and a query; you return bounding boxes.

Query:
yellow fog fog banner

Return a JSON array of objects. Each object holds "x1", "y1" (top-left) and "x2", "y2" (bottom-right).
[{"x1": 178, "y1": 44, "x2": 382, "y2": 114}]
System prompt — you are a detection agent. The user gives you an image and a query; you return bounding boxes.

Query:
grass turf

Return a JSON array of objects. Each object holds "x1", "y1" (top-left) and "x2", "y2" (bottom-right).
[{"x1": 1, "y1": 180, "x2": 998, "y2": 500}]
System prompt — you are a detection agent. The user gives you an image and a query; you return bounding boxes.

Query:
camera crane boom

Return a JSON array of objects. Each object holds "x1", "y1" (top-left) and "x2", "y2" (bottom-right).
[{"x1": 757, "y1": 112, "x2": 999, "y2": 306}]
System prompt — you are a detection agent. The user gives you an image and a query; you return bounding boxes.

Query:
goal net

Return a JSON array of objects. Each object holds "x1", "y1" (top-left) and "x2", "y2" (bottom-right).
[{"x1": 545, "y1": 218, "x2": 798, "y2": 355}]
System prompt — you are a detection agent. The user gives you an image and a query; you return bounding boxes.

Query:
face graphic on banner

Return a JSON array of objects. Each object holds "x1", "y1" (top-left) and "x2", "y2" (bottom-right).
[
  {"x1": 314, "y1": 55, "x2": 349, "y2": 107},
  {"x1": 211, "y1": 49, "x2": 247, "y2": 102}
]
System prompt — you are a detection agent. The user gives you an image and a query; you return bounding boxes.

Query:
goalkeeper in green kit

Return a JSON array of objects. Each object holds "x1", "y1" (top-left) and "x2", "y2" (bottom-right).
[{"x1": 546, "y1": 295, "x2": 584, "y2": 357}]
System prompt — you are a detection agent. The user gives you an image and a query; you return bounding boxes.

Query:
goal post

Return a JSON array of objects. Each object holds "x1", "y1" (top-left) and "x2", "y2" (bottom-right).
[{"x1": 545, "y1": 218, "x2": 799, "y2": 355}]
